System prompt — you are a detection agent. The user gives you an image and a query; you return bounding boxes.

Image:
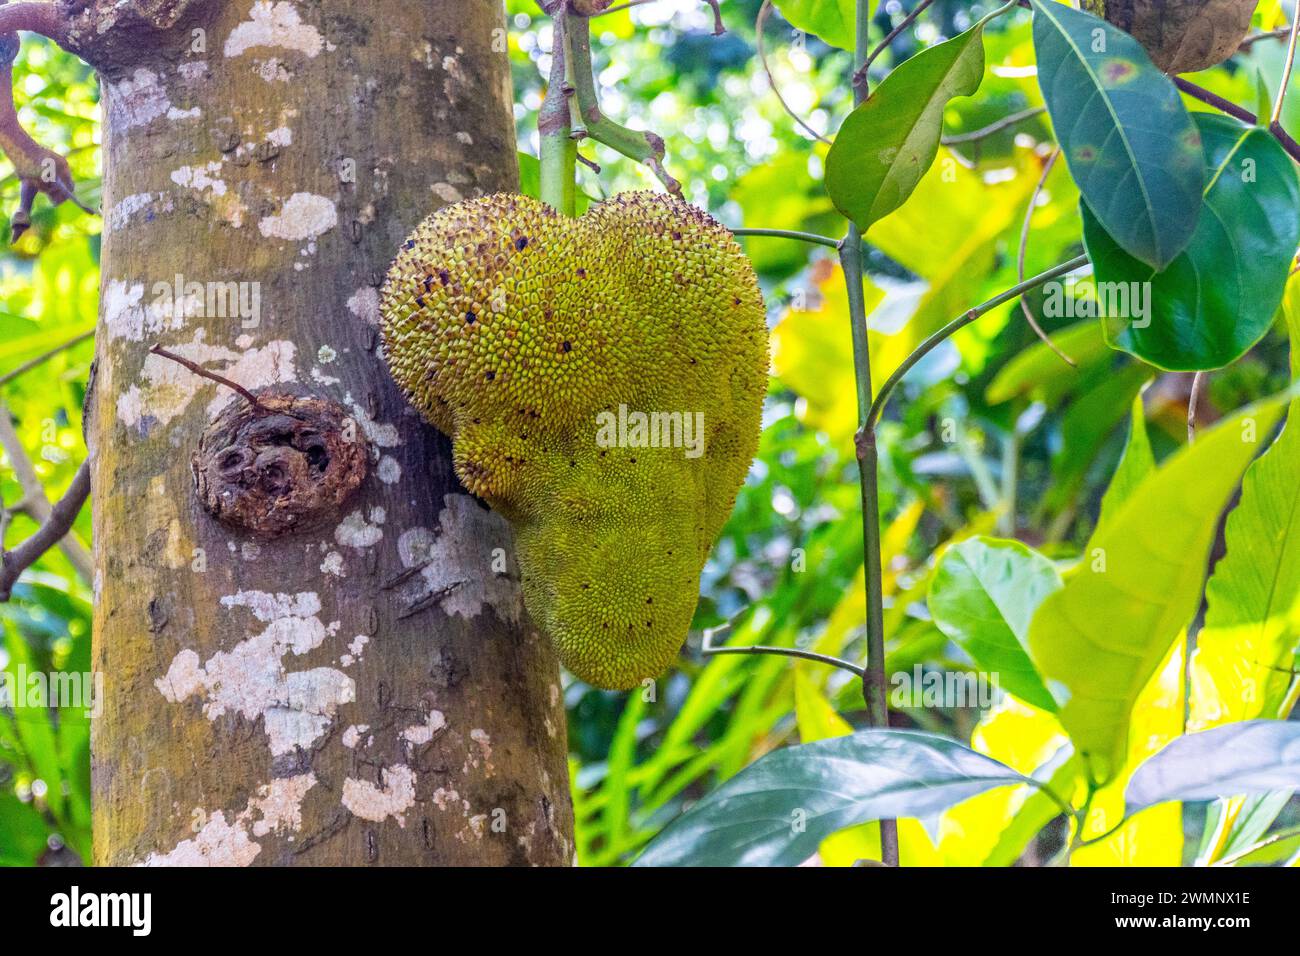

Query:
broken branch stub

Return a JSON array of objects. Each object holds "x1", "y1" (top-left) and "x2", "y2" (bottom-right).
[{"x1": 191, "y1": 393, "x2": 368, "y2": 538}]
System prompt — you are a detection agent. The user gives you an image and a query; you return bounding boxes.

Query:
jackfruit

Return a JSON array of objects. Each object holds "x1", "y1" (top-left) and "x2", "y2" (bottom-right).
[
  {"x1": 380, "y1": 191, "x2": 769, "y2": 690},
  {"x1": 1084, "y1": 0, "x2": 1256, "y2": 73}
]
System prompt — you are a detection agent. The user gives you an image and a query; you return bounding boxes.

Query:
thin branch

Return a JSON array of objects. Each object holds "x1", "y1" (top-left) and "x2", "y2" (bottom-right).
[
  {"x1": 0, "y1": 9, "x2": 94, "y2": 243},
  {"x1": 1016, "y1": 148, "x2": 1075, "y2": 367},
  {"x1": 731, "y1": 226, "x2": 842, "y2": 250},
  {"x1": 1188, "y1": 370, "x2": 1208, "y2": 444},
  {"x1": 1239, "y1": 26, "x2": 1293, "y2": 51},
  {"x1": 148, "y1": 344, "x2": 269, "y2": 412},
  {"x1": 1215, "y1": 823, "x2": 1300, "y2": 867},
  {"x1": 0, "y1": 399, "x2": 91, "y2": 582},
  {"x1": 565, "y1": 12, "x2": 683, "y2": 195},
  {"x1": 0, "y1": 458, "x2": 89, "y2": 601},
  {"x1": 0, "y1": 2, "x2": 66, "y2": 41},
  {"x1": 1175, "y1": 76, "x2": 1300, "y2": 164},
  {"x1": 701, "y1": 623, "x2": 865, "y2": 678},
  {"x1": 756, "y1": 0, "x2": 831, "y2": 145},
  {"x1": 0, "y1": 328, "x2": 93, "y2": 387},
  {"x1": 867, "y1": 254, "x2": 1090, "y2": 431},
  {"x1": 852, "y1": 0, "x2": 935, "y2": 93},
  {"x1": 942, "y1": 105, "x2": 1046, "y2": 145},
  {"x1": 1272, "y1": 12, "x2": 1300, "y2": 126}
]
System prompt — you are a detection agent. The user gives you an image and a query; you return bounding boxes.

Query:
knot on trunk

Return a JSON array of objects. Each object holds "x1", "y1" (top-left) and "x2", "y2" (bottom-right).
[{"x1": 192, "y1": 393, "x2": 368, "y2": 537}]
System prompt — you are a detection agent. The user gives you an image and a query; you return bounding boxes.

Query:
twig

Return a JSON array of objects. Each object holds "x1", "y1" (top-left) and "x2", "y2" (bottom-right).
[
  {"x1": 1272, "y1": 13, "x2": 1300, "y2": 126},
  {"x1": 1188, "y1": 370, "x2": 1208, "y2": 444},
  {"x1": 1239, "y1": 26, "x2": 1293, "y2": 51},
  {"x1": 1175, "y1": 76, "x2": 1300, "y2": 164},
  {"x1": 867, "y1": 255, "x2": 1090, "y2": 430},
  {"x1": 595, "y1": 0, "x2": 724, "y2": 33},
  {"x1": 852, "y1": 0, "x2": 935, "y2": 93},
  {"x1": 700, "y1": 623, "x2": 865, "y2": 678},
  {"x1": 0, "y1": 328, "x2": 93, "y2": 387},
  {"x1": 565, "y1": 12, "x2": 683, "y2": 196},
  {"x1": 731, "y1": 226, "x2": 842, "y2": 250},
  {"x1": 1015, "y1": 148, "x2": 1075, "y2": 367},
  {"x1": 0, "y1": 399, "x2": 91, "y2": 582},
  {"x1": 0, "y1": 7, "x2": 94, "y2": 243},
  {"x1": 148, "y1": 344, "x2": 269, "y2": 412},
  {"x1": 0, "y1": 458, "x2": 89, "y2": 601},
  {"x1": 756, "y1": 0, "x2": 831, "y2": 144},
  {"x1": 1214, "y1": 823, "x2": 1300, "y2": 867},
  {"x1": 942, "y1": 105, "x2": 1046, "y2": 145}
]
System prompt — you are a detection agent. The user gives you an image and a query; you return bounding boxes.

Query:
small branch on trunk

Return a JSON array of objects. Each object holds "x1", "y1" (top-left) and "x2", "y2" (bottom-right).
[
  {"x1": 0, "y1": 458, "x2": 90, "y2": 601},
  {"x1": 148, "y1": 343, "x2": 270, "y2": 413}
]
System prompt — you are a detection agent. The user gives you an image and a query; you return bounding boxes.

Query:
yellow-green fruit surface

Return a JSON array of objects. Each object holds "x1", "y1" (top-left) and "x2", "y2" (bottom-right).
[{"x1": 380, "y1": 191, "x2": 769, "y2": 689}]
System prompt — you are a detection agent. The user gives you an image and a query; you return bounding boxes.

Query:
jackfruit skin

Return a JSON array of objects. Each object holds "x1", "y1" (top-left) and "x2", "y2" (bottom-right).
[{"x1": 380, "y1": 191, "x2": 768, "y2": 690}]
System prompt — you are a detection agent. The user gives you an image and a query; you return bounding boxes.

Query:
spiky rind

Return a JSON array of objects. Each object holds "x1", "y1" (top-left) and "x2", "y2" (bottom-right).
[{"x1": 380, "y1": 191, "x2": 768, "y2": 689}]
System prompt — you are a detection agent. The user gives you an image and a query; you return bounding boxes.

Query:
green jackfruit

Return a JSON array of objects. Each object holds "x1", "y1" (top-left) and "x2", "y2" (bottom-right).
[{"x1": 380, "y1": 191, "x2": 769, "y2": 689}]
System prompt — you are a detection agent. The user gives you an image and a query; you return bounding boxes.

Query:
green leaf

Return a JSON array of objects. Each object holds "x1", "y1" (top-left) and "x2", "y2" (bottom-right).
[
  {"x1": 772, "y1": 0, "x2": 857, "y2": 51},
  {"x1": 826, "y1": 21, "x2": 990, "y2": 232},
  {"x1": 1029, "y1": 0, "x2": 1203, "y2": 269},
  {"x1": 1190, "y1": 286, "x2": 1300, "y2": 729},
  {"x1": 1127, "y1": 721, "x2": 1300, "y2": 812},
  {"x1": 1095, "y1": 392, "x2": 1153, "y2": 534},
  {"x1": 1028, "y1": 393, "x2": 1291, "y2": 785},
  {"x1": 1085, "y1": 115, "x2": 1300, "y2": 370},
  {"x1": 929, "y1": 538, "x2": 1061, "y2": 712},
  {"x1": 633, "y1": 730, "x2": 1029, "y2": 866},
  {"x1": 985, "y1": 320, "x2": 1113, "y2": 405}
]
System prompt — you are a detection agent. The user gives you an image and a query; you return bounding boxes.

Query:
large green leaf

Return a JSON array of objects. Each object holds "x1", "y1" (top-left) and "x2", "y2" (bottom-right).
[
  {"x1": 1095, "y1": 393, "x2": 1153, "y2": 535},
  {"x1": 1029, "y1": 0, "x2": 1202, "y2": 269},
  {"x1": 1189, "y1": 281, "x2": 1300, "y2": 731},
  {"x1": 928, "y1": 538, "x2": 1061, "y2": 712},
  {"x1": 633, "y1": 730, "x2": 1030, "y2": 866},
  {"x1": 1127, "y1": 721, "x2": 1300, "y2": 812},
  {"x1": 773, "y1": 0, "x2": 857, "y2": 51},
  {"x1": 826, "y1": 19, "x2": 991, "y2": 232},
  {"x1": 1085, "y1": 115, "x2": 1300, "y2": 370},
  {"x1": 1028, "y1": 393, "x2": 1290, "y2": 786}
]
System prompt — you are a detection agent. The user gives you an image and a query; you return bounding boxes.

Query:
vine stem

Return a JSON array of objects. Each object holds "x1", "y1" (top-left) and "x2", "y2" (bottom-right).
[
  {"x1": 730, "y1": 227, "x2": 841, "y2": 249},
  {"x1": 867, "y1": 254, "x2": 1090, "y2": 431},
  {"x1": 841, "y1": 0, "x2": 899, "y2": 869},
  {"x1": 1174, "y1": 77, "x2": 1300, "y2": 165},
  {"x1": 1271, "y1": 10, "x2": 1300, "y2": 126}
]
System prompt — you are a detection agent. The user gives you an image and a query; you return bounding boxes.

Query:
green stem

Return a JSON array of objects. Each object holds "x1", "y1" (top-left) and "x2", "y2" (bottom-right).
[
  {"x1": 539, "y1": 10, "x2": 577, "y2": 216},
  {"x1": 566, "y1": 13, "x2": 682, "y2": 196},
  {"x1": 867, "y1": 254, "x2": 1089, "y2": 431},
  {"x1": 842, "y1": 0, "x2": 899, "y2": 870},
  {"x1": 731, "y1": 227, "x2": 842, "y2": 250}
]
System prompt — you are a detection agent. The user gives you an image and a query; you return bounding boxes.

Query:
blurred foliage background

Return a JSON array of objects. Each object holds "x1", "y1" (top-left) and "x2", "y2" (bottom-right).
[{"x1": 1, "y1": 0, "x2": 1297, "y2": 865}]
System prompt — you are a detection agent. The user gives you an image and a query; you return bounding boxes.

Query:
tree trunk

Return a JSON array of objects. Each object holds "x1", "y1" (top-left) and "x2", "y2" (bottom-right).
[{"x1": 87, "y1": 0, "x2": 574, "y2": 866}]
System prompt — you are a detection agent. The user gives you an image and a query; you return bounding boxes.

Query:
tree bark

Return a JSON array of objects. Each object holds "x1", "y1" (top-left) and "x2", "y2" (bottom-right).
[{"x1": 87, "y1": 0, "x2": 574, "y2": 866}]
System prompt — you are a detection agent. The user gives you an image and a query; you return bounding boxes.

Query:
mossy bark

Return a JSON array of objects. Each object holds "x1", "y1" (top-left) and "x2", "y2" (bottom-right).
[{"x1": 88, "y1": 0, "x2": 574, "y2": 866}]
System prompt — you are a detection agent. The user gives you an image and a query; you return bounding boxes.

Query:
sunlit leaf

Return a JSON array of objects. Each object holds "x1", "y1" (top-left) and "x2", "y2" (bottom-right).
[
  {"x1": 772, "y1": 0, "x2": 857, "y2": 51},
  {"x1": 1028, "y1": 392, "x2": 1291, "y2": 785},
  {"x1": 827, "y1": 20, "x2": 990, "y2": 231}
]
